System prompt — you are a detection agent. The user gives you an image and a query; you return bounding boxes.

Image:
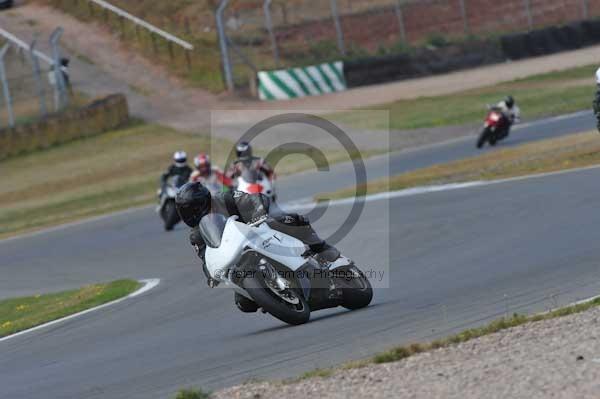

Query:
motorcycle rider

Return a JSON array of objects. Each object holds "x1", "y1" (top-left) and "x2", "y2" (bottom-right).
[
  {"x1": 593, "y1": 68, "x2": 600, "y2": 133},
  {"x1": 226, "y1": 141, "x2": 275, "y2": 181},
  {"x1": 494, "y1": 95, "x2": 521, "y2": 138},
  {"x1": 190, "y1": 152, "x2": 232, "y2": 189},
  {"x1": 175, "y1": 182, "x2": 340, "y2": 287},
  {"x1": 160, "y1": 151, "x2": 192, "y2": 191}
]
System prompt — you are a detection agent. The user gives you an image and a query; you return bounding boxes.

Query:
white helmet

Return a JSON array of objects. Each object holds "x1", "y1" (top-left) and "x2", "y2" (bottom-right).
[
  {"x1": 596, "y1": 67, "x2": 600, "y2": 84},
  {"x1": 173, "y1": 151, "x2": 187, "y2": 168}
]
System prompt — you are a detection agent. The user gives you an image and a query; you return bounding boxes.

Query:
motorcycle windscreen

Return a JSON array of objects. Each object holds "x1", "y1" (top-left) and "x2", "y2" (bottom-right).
[{"x1": 199, "y1": 214, "x2": 227, "y2": 248}]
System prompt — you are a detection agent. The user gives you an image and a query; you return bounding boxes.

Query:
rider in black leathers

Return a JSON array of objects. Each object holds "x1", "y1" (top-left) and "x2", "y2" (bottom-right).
[
  {"x1": 161, "y1": 151, "x2": 192, "y2": 187},
  {"x1": 175, "y1": 182, "x2": 340, "y2": 287}
]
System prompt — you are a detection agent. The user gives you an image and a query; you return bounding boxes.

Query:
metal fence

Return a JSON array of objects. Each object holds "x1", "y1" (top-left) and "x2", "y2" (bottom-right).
[
  {"x1": 215, "y1": 0, "x2": 598, "y2": 91},
  {"x1": 0, "y1": 29, "x2": 70, "y2": 129}
]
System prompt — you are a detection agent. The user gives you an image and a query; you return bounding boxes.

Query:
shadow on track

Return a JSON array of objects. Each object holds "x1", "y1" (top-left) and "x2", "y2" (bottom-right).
[{"x1": 240, "y1": 303, "x2": 383, "y2": 337}]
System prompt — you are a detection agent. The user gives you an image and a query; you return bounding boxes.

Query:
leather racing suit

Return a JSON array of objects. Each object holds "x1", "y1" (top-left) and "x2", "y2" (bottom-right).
[{"x1": 189, "y1": 191, "x2": 339, "y2": 285}]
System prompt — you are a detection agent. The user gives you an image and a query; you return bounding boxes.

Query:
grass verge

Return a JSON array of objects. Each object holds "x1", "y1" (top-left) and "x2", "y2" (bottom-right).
[
  {"x1": 173, "y1": 389, "x2": 210, "y2": 399},
  {"x1": 335, "y1": 64, "x2": 597, "y2": 131},
  {"x1": 0, "y1": 122, "x2": 221, "y2": 239},
  {"x1": 290, "y1": 296, "x2": 600, "y2": 382},
  {"x1": 0, "y1": 121, "x2": 370, "y2": 239},
  {"x1": 0, "y1": 279, "x2": 141, "y2": 338},
  {"x1": 318, "y1": 130, "x2": 600, "y2": 201}
]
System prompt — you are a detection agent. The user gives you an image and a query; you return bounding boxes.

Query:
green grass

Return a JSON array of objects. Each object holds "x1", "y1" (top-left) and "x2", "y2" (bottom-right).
[
  {"x1": 0, "y1": 280, "x2": 141, "y2": 338},
  {"x1": 511, "y1": 63, "x2": 595, "y2": 83},
  {"x1": 173, "y1": 388, "x2": 210, "y2": 399},
  {"x1": 318, "y1": 130, "x2": 600, "y2": 201},
  {"x1": 292, "y1": 296, "x2": 600, "y2": 381},
  {"x1": 336, "y1": 64, "x2": 597, "y2": 131}
]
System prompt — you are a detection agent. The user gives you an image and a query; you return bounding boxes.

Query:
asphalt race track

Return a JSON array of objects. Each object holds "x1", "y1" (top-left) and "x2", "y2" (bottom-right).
[{"x1": 0, "y1": 111, "x2": 598, "y2": 398}]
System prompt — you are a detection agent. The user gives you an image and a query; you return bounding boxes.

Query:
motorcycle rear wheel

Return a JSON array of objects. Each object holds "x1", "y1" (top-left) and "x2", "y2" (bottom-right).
[{"x1": 244, "y1": 274, "x2": 310, "y2": 325}]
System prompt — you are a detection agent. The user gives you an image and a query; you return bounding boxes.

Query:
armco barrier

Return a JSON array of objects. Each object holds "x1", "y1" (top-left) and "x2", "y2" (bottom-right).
[
  {"x1": 257, "y1": 61, "x2": 346, "y2": 101},
  {"x1": 0, "y1": 94, "x2": 129, "y2": 160}
]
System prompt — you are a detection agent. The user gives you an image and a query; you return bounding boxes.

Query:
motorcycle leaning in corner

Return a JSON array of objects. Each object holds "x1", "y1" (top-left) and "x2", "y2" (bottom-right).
[
  {"x1": 477, "y1": 96, "x2": 520, "y2": 149},
  {"x1": 476, "y1": 106, "x2": 512, "y2": 149},
  {"x1": 197, "y1": 214, "x2": 373, "y2": 325},
  {"x1": 156, "y1": 175, "x2": 188, "y2": 231}
]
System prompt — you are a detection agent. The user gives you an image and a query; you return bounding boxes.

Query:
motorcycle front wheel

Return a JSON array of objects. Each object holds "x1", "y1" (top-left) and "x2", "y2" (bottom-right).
[
  {"x1": 335, "y1": 266, "x2": 373, "y2": 310},
  {"x1": 244, "y1": 273, "x2": 310, "y2": 325},
  {"x1": 476, "y1": 128, "x2": 490, "y2": 149},
  {"x1": 161, "y1": 200, "x2": 180, "y2": 231}
]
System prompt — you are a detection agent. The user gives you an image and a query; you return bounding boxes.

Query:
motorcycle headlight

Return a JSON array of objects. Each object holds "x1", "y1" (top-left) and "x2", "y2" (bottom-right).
[{"x1": 490, "y1": 112, "x2": 501, "y2": 122}]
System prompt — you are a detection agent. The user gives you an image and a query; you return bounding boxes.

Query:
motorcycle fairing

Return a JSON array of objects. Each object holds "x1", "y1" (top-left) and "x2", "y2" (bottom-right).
[{"x1": 204, "y1": 217, "x2": 308, "y2": 281}]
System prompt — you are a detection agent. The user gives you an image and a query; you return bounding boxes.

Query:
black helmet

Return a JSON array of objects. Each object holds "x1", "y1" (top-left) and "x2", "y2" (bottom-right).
[
  {"x1": 505, "y1": 96, "x2": 515, "y2": 109},
  {"x1": 176, "y1": 182, "x2": 211, "y2": 227},
  {"x1": 236, "y1": 141, "x2": 252, "y2": 160}
]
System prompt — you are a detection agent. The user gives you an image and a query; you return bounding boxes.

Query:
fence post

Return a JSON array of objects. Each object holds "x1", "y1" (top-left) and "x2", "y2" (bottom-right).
[
  {"x1": 0, "y1": 44, "x2": 15, "y2": 128},
  {"x1": 216, "y1": 0, "x2": 234, "y2": 91},
  {"x1": 581, "y1": 0, "x2": 589, "y2": 19},
  {"x1": 263, "y1": 0, "x2": 280, "y2": 67},
  {"x1": 394, "y1": 0, "x2": 407, "y2": 43},
  {"x1": 29, "y1": 39, "x2": 47, "y2": 118},
  {"x1": 459, "y1": 0, "x2": 469, "y2": 34},
  {"x1": 330, "y1": 0, "x2": 346, "y2": 56},
  {"x1": 524, "y1": 0, "x2": 533, "y2": 30},
  {"x1": 50, "y1": 27, "x2": 69, "y2": 110}
]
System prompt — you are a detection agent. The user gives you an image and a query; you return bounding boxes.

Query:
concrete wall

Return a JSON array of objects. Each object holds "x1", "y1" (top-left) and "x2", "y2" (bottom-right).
[{"x1": 0, "y1": 94, "x2": 129, "y2": 160}]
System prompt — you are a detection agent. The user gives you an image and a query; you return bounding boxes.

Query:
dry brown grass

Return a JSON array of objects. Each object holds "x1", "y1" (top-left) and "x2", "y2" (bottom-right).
[
  {"x1": 0, "y1": 121, "x2": 368, "y2": 238},
  {"x1": 320, "y1": 130, "x2": 600, "y2": 201},
  {"x1": 0, "y1": 123, "x2": 226, "y2": 237}
]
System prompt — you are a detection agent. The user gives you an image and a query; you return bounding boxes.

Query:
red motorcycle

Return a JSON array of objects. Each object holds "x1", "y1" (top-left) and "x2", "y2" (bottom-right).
[{"x1": 476, "y1": 106, "x2": 511, "y2": 149}]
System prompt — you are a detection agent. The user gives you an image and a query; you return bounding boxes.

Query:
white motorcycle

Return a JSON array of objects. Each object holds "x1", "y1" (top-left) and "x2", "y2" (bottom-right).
[
  {"x1": 235, "y1": 167, "x2": 276, "y2": 201},
  {"x1": 156, "y1": 175, "x2": 187, "y2": 231},
  {"x1": 198, "y1": 214, "x2": 373, "y2": 325}
]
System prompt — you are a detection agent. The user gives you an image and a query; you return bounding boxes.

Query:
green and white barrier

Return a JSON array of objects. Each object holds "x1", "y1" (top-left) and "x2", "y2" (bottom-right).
[{"x1": 258, "y1": 61, "x2": 346, "y2": 101}]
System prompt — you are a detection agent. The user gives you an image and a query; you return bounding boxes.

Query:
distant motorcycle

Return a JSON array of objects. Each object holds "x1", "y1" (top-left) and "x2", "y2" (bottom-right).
[
  {"x1": 477, "y1": 106, "x2": 511, "y2": 149},
  {"x1": 235, "y1": 166, "x2": 276, "y2": 201},
  {"x1": 198, "y1": 214, "x2": 373, "y2": 325},
  {"x1": 156, "y1": 175, "x2": 187, "y2": 231}
]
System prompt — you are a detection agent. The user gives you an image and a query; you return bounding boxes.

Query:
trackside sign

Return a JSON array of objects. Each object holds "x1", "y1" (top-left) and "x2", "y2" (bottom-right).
[{"x1": 257, "y1": 61, "x2": 346, "y2": 101}]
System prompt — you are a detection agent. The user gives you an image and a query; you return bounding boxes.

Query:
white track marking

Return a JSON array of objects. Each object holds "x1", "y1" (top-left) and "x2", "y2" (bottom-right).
[
  {"x1": 570, "y1": 294, "x2": 600, "y2": 307},
  {"x1": 0, "y1": 110, "x2": 591, "y2": 244},
  {"x1": 285, "y1": 162, "x2": 600, "y2": 211},
  {"x1": 535, "y1": 293, "x2": 600, "y2": 317},
  {"x1": 0, "y1": 279, "x2": 160, "y2": 343}
]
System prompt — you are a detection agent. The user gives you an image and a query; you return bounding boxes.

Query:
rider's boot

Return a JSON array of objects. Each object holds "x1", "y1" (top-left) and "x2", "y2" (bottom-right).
[{"x1": 268, "y1": 214, "x2": 340, "y2": 263}]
